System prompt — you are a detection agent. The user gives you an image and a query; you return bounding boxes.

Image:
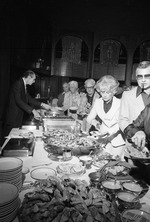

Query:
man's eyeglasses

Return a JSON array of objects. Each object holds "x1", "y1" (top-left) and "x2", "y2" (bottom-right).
[
  {"x1": 85, "y1": 86, "x2": 94, "y2": 90},
  {"x1": 136, "y1": 74, "x2": 150, "y2": 80}
]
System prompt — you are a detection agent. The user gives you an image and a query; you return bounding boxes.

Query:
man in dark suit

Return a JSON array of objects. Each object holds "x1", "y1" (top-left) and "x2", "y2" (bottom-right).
[{"x1": 4, "y1": 70, "x2": 50, "y2": 136}]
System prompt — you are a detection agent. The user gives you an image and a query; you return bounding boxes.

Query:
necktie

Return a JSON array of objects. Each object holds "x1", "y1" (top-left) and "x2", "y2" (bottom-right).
[{"x1": 24, "y1": 85, "x2": 28, "y2": 102}]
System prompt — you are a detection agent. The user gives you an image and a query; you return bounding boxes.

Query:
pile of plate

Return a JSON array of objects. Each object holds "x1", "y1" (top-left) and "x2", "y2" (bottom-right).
[
  {"x1": 0, "y1": 157, "x2": 23, "y2": 191},
  {"x1": 0, "y1": 182, "x2": 20, "y2": 222}
]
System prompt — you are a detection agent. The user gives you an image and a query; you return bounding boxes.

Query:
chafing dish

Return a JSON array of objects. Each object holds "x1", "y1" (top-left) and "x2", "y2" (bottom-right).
[
  {"x1": 2, "y1": 138, "x2": 35, "y2": 157},
  {"x1": 42, "y1": 116, "x2": 76, "y2": 131}
]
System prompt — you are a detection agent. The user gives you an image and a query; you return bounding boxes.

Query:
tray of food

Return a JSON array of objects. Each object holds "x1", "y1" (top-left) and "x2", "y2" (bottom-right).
[
  {"x1": 125, "y1": 145, "x2": 150, "y2": 163},
  {"x1": 43, "y1": 129, "x2": 101, "y2": 156},
  {"x1": 56, "y1": 163, "x2": 86, "y2": 178},
  {"x1": 19, "y1": 177, "x2": 120, "y2": 222},
  {"x1": 92, "y1": 150, "x2": 113, "y2": 168},
  {"x1": 103, "y1": 160, "x2": 132, "y2": 180}
]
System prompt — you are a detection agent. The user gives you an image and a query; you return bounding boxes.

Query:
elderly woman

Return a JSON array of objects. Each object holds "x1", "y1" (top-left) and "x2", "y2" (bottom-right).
[{"x1": 87, "y1": 75, "x2": 125, "y2": 160}]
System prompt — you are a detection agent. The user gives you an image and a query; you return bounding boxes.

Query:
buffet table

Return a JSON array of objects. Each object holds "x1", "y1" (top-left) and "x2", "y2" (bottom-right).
[{"x1": 1, "y1": 127, "x2": 150, "y2": 221}]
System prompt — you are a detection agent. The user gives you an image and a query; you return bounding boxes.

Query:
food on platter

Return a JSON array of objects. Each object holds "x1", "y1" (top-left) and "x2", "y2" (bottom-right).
[
  {"x1": 19, "y1": 177, "x2": 119, "y2": 222},
  {"x1": 43, "y1": 129, "x2": 76, "y2": 142},
  {"x1": 94, "y1": 150, "x2": 113, "y2": 160},
  {"x1": 57, "y1": 163, "x2": 85, "y2": 176},
  {"x1": 43, "y1": 129, "x2": 99, "y2": 149},
  {"x1": 92, "y1": 159, "x2": 109, "y2": 168},
  {"x1": 126, "y1": 145, "x2": 150, "y2": 159},
  {"x1": 105, "y1": 165, "x2": 128, "y2": 176},
  {"x1": 92, "y1": 150, "x2": 113, "y2": 168}
]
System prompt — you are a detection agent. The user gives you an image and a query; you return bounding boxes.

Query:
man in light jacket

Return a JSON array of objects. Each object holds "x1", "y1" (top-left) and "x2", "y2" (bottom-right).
[{"x1": 119, "y1": 61, "x2": 150, "y2": 133}]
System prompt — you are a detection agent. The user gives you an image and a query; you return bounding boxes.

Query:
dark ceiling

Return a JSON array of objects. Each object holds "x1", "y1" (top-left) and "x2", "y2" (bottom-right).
[{"x1": 3, "y1": 0, "x2": 150, "y2": 11}]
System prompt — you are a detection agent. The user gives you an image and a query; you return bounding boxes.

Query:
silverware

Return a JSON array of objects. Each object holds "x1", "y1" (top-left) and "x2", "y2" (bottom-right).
[{"x1": 32, "y1": 163, "x2": 52, "y2": 168}]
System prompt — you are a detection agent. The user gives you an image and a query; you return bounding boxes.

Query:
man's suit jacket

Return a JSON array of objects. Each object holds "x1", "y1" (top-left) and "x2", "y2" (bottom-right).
[
  {"x1": 124, "y1": 103, "x2": 150, "y2": 148},
  {"x1": 6, "y1": 78, "x2": 41, "y2": 128},
  {"x1": 119, "y1": 86, "x2": 145, "y2": 132}
]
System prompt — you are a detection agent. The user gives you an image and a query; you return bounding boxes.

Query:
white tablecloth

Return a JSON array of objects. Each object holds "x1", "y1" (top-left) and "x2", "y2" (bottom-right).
[{"x1": 2, "y1": 127, "x2": 150, "y2": 221}]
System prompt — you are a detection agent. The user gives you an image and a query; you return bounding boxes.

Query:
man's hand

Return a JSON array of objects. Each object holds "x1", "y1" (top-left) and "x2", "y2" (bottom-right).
[
  {"x1": 131, "y1": 130, "x2": 146, "y2": 150},
  {"x1": 41, "y1": 103, "x2": 51, "y2": 110},
  {"x1": 32, "y1": 109, "x2": 41, "y2": 120}
]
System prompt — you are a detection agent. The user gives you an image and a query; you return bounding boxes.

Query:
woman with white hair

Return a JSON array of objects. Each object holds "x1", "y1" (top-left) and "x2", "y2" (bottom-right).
[{"x1": 87, "y1": 75, "x2": 125, "y2": 160}]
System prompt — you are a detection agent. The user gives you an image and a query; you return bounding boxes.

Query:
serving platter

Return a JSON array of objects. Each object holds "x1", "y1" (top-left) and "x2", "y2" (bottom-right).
[
  {"x1": 30, "y1": 167, "x2": 56, "y2": 180},
  {"x1": 125, "y1": 145, "x2": 150, "y2": 163},
  {"x1": 121, "y1": 209, "x2": 150, "y2": 222},
  {"x1": 44, "y1": 129, "x2": 100, "y2": 157},
  {"x1": 19, "y1": 177, "x2": 120, "y2": 222},
  {"x1": 56, "y1": 163, "x2": 86, "y2": 178}
]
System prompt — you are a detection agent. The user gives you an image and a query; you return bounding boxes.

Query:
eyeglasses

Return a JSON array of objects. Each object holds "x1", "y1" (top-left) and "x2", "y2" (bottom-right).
[
  {"x1": 136, "y1": 74, "x2": 150, "y2": 80},
  {"x1": 85, "y1": 86, "x2": 94, "y2": 90}
]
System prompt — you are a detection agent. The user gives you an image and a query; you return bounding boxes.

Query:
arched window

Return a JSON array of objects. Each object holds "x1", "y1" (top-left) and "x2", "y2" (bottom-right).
[
  {"x1": 55, "y1": 36, "x2": 89, "y2": 62},
  {"x1": 54, "y1": 36, "x2": 89, "y2": 78},
  {"x1": 133, "y1": 40, "x2": 150, "y2": 64},
  {"x1": 93, "y1": 39, "x2": 127, "y2": 81},
  {"x1": 94, "y1": 40, "x2": 127, "y2": 65},
  {"x1": 133, "y1": 40, "x2": 150, "y2": 81}
]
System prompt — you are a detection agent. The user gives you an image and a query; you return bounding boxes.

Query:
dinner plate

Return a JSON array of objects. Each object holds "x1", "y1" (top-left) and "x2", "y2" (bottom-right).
[
  {"x1": 0, "y1": 182, "x2": 18, "y2": 206},
  {"x1": 121, "y1": 209, "x2": 150, "y2": 222},
  {"x1": 30, "y1": 167, "x2": 56, "y2": 180},
  {"x1": 0, "y1": 200, "x2": 20, "y2": 222},
  {"x1": 0, "y1": 157, "x2": 23, "y2": 171}
]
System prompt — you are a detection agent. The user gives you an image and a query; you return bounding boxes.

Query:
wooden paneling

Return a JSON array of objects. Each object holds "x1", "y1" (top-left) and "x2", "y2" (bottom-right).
[
  {"x1": 132, "y1": 63, "x2": 138, "y2": 82},
  {"x1": 53, "y1": 59, "x2": 88, "y2": 78}
]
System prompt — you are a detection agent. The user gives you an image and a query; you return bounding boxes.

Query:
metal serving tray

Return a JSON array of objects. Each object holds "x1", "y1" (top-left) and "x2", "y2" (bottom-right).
[{"x1": 2, "y1": 138, "x2": 35, "y2": 157}]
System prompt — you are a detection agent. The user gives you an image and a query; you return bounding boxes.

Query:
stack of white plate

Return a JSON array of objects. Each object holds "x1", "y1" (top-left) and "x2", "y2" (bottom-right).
[
  {"x1": 0, "y1": 182, "x2": 20, "y2": 222},
  {"x1": 0, "y1": 157, "x2": 23, "y2": 191}
]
